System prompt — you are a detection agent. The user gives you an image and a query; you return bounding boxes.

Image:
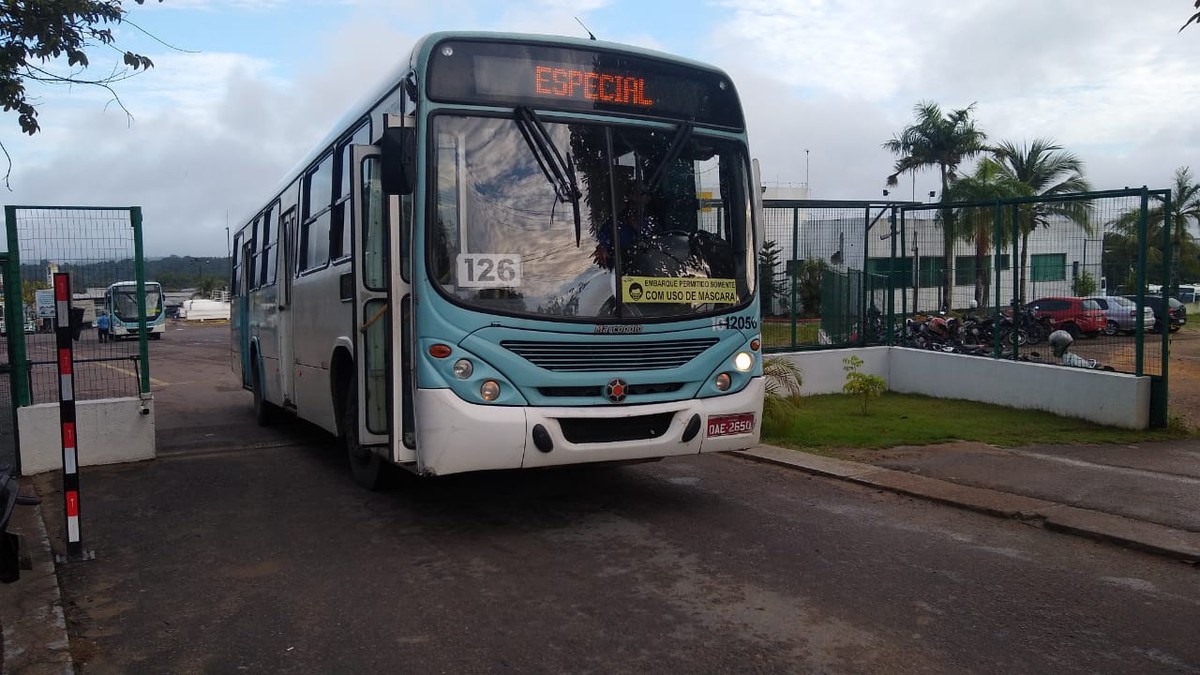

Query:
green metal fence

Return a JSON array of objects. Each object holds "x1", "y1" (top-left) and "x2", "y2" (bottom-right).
[
  {"x1": 3, "y1": 206, "x2": 153, "y2": 410},
  {"x1": 761, "y1": 189, "x2": 1173, "y2": 390}
]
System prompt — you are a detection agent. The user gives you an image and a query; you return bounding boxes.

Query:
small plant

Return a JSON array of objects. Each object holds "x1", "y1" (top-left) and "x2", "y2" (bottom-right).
[{"x1": 842, "y1": 355, "x2": 886, "y2": 414}]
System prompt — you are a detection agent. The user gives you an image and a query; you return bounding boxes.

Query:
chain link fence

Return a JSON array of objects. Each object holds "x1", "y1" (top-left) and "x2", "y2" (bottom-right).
[{"x1": 4, "y1": 206, "x2": 152, "y2": 409}]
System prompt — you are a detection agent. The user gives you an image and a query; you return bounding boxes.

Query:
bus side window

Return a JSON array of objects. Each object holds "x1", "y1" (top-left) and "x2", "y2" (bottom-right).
[
  {"x1": 400, "y1": 193, "x2": 412, "y2": 282},
  {"x1": 231, "y1": 233, "x2": 242, "y2": 295},
  {"x1": 300, "y1": 152, "x2": 334, "y2": 271},
  {"x1": 361, "y1": 156, "x2": 386, "y2": 291},
  {"x1": 247, "y1": 218, "x2": 259, "y2": 290},
  {"x1": 252, "y1": 215, "x2": 267, "y2": 289},
  {"x1": 332, "y1": 122, "x2": 371, "y2": 261},
  {"x1": 262, "y1": 202, "x2": 277, "y2": 286}
]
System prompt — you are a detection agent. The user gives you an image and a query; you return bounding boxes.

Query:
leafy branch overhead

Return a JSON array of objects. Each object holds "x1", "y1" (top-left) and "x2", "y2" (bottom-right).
[
  {"x1": 1, "y1": 0, "x2": 161, "y2": 136},
  {"x1": 1183, "y1": 0, "x2": 1200, "y2": 32}
]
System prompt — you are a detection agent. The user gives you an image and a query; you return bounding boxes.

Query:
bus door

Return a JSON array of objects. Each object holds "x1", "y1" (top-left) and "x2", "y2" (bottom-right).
[
  {"x1": 351, "y1": 145, "x2": 411, "y2": 456},
  {"x1": 278, "y1": 207, "x2": 297, "y2": 407},
  {"x1": 237, "y1": 236, "x2": 253, "y2": 385}
]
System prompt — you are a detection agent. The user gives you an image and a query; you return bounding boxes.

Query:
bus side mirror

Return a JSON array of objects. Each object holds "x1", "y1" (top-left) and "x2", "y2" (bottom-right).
[
  {"x1": 751, "y1": 158, "x2": 764, "y2": 248},
  {"x1": 380, "y1": 127, "x2": 416, "y2": 196}
]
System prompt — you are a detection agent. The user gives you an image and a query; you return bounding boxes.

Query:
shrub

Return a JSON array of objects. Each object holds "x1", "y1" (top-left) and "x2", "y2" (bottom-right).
[{"x1": 842, "y1": 355, "x2": 886, "y2": 414}]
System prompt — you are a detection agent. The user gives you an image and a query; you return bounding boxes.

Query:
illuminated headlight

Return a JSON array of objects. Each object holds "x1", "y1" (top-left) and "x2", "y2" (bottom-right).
[
  {"x1": 452, "y1": 359, "x2": 473, "y2": 379},
  {"x1": 480, "y1": 380, "x2": 501, "y2": 401},
  {"x1": 715, "y1": 373, "x2": 732, "y2": 391},
  {"x1": 733, "y1": 352, "x2": 754, "y2": 372}
]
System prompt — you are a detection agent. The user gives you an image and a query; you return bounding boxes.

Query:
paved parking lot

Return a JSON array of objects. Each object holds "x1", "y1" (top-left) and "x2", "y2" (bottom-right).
[{"x1": 9, "y1": 321, "x2": 1200, "y2": 674}]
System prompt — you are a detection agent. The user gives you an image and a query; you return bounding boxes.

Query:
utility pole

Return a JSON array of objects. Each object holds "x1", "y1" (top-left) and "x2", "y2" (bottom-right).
[{"x1": 805, "y1": 149, "x2": 810, "y2": 193}]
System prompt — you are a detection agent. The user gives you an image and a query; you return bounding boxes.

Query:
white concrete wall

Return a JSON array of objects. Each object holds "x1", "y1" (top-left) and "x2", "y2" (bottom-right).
[
  {"x1": 18, "y1": 397, "x2": 156, "y2": 475},
  {"x1": 775, "y1": 347, "x2": 1150, "y2": 429},
  {"x1": 777, "y1": 346, "x2": 891, "y2": 396}
]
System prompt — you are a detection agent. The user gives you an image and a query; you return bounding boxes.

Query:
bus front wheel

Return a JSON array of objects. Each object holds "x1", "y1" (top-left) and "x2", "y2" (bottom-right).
[{"x1": 344, "y1": 376, "x2": 386, "y2": 491}]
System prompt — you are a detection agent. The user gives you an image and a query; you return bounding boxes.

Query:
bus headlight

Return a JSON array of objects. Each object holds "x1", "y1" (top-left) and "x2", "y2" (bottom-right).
[
  {"x1": 733, "y1": 352, "x2": 754, "y2": 372},
  {"x1": 452, "y1": 359, "x2": 473, "y2": 379},
  {"x1": 480, "y1": 380, "x2": 501, "y2": 401},
  {"x1": 715, "y1": 373, "x2": 732, "y2": 391}
]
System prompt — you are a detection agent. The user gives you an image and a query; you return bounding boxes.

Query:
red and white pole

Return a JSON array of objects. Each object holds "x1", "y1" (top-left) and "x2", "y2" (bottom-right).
[{"x1": 53, "y1": 272, "x2": 92, "y2": 561}]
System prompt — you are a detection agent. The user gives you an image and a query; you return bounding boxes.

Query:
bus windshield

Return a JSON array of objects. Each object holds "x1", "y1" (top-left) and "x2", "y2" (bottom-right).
[
  {"x1": 429, "y1": 114, "x2": 755, "y2": 321},
  {"x1": 110, "y1": 283, "x2": 163, "y2": 321}
]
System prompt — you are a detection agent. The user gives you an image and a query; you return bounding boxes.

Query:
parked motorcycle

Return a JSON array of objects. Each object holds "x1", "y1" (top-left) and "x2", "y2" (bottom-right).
[{"x1": 1017, "y1": 305, "x2": 1055, "y2": 345}]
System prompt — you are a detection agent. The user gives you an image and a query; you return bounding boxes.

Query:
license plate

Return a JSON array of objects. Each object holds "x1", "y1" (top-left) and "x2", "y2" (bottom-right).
[{"x1": 706, "y1": 413, "x2": 755, "y2": 437}]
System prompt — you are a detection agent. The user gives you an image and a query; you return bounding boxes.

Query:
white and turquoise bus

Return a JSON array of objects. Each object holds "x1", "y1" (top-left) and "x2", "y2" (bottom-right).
[
  {"x1": 105, "y1": 281, "x2": 166, "y2": 340},
  {"x1": 231, "y1": 31, "x2": 765, "y2": 489}
]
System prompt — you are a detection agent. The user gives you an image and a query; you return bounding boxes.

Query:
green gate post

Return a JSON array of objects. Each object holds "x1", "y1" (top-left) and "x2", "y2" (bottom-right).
[
  {"x1": 1151, "y1": 190, "x2": 1173, "y2": 427},
  {"x1": 3, "y1": 207, "x2": 30, "y2": 408},
  {"x1": 789, "y1": 207, "x2": 798, "y2": 349},
  {"x1": 131, "y1": 207, "x2": 151, "y2": 396}
]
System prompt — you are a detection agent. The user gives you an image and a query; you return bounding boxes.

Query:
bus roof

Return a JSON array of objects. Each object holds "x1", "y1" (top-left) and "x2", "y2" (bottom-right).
[
  {"x1": 259, "y1": 30, "x2": 740, "y2": 227},
  {"x1": 108, "y1": 281, "x2": 162, "y2": 288}
]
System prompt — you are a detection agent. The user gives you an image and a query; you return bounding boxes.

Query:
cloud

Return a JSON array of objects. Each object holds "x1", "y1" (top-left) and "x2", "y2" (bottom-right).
[{"x1": 5, "y1": 0, "x2": 1200, "y2": 261}]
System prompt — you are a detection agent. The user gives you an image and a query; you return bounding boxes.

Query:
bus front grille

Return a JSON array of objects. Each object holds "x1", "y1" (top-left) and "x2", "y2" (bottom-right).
[
  {"x1": 557, "y1": 412, "x2": 676, "y2": 444},
  {"x1": 502, "y1": 338, "x2": 718, "y2": 372},
  {"x1": 537, "y1": 382, "x2": 685, "y2": 398}
]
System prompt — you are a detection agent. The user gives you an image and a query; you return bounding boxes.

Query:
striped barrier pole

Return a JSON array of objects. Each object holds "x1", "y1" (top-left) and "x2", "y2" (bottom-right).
[{"x1": 53, "y1": 272, "x2": 94, "y2": 562}]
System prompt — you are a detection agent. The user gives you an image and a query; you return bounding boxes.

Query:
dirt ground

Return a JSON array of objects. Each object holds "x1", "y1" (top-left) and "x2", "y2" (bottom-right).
[{"x1": 1166, "y1": 327, "x2": 1200, "y2": 429}]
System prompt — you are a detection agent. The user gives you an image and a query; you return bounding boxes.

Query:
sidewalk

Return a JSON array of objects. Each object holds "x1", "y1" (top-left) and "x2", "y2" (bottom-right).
[
  {"x1": 738, "y1": 441, "x2": 1200, "y2": 562},
  {"x1": 4, "y1": 440, "x2": 1199, "y2": 673}
]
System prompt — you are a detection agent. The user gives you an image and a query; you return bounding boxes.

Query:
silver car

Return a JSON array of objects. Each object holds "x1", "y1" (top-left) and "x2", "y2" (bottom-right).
[{"x1": 1087, "y1": 296, "x2": 1155, "y2": 335}]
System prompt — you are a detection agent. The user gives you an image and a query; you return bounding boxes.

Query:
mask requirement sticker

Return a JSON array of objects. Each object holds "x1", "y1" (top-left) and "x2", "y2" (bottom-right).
[{"x1": 622, "y1": 276, "x2": 737, "y2": 304}]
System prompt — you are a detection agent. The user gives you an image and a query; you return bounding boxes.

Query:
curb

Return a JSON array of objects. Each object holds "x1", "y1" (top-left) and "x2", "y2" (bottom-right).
[
  {"x1": 0, "y1": 496, "x2": 75, "y2": 674},
  {"x1": 737, "y1": 444, "x2": 1200, "y2": 564}
]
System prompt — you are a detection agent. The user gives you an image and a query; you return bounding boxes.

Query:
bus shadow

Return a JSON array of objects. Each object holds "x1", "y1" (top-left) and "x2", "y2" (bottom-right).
[{"x1": 293, "y1": 438, "x2": 714, "y2": 534}]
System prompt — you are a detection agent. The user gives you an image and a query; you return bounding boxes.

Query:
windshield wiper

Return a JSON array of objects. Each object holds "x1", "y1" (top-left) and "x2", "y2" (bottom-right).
[
  {"x1": 514, "y1": 106, "x2": 583, "y2": 246},
  {"x1": 646, "y1": 121, "x2": 694, "y2": 193}
]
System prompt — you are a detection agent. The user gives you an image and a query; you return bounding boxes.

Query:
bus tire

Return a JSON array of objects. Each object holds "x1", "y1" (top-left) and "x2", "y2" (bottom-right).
[
  {"x1": 344, "y1": 376, "x2": 385, "y2": 491},
  {"x1": 251, "y1": 360, "x2": 273, "y2": 427}
]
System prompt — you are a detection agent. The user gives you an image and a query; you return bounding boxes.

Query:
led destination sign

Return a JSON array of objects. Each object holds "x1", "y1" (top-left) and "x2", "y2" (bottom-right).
[
  {"x1": 427, "y1": 40, "x2": 744, "y2": 128},
  {"x1": 533, "y1": 66, "x2": 654, "y2": 108}
]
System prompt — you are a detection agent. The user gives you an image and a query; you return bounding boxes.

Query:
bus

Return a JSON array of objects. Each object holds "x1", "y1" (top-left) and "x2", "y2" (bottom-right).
[
  {"x1": 105, "y1": 281, "x2": 167, "y2": 340},
  {"x1": 231, "y1": 31, "x2": 765, "y2": 489}
]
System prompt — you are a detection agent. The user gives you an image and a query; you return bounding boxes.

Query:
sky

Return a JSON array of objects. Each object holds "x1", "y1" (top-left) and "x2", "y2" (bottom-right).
[{"x1": 3, "y1": 0, "x2": 1199, "y2": 257}]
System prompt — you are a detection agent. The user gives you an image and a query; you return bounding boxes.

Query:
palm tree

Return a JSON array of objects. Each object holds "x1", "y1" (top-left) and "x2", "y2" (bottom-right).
[
  {"x1": 943, "y1": 158, "x2": 1029, "y2": 307},
  {"x1": 989, "y1": 139, "x2": 1093, "y2": 303},
  {"x1": 758, "y1": 239, "x2": 786, "y2": 316},
  {"x1": 883, "y1": 101, "x2": 987, "y2": 306},
  {"x1": 1108, "y1": 166, "x2": 1200, "y2": 292}
]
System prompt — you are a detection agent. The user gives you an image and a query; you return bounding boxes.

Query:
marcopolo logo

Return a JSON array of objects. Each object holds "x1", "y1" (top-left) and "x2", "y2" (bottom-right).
[{"x1": 605, "y1": 378, "x2": 628, "y2": 403}]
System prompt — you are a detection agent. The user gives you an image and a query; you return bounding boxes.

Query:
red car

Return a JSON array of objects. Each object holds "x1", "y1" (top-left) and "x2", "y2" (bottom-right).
[{"x1": 1026, "y1": 297, "x2": 1106, "y2": 338}]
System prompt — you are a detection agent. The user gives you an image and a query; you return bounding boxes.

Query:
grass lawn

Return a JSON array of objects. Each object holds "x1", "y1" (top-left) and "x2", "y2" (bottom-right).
[
  {"x1": 761, "y1": 321, "x2": 821, "y2": 350},
  {"x1": 762, "y1": 392, "x2": 1193, "y2": 452}
]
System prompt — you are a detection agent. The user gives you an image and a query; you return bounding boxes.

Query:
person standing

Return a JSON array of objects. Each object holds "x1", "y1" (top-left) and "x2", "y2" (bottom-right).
[{"x1": 96, "y1": 310, "x2": 110, "y2": 343}]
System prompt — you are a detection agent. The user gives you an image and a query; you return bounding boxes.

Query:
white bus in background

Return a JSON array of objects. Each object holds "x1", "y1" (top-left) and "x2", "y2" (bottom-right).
[{"x1": 105, "y1": 281, "x2": 167, "y2": 340}]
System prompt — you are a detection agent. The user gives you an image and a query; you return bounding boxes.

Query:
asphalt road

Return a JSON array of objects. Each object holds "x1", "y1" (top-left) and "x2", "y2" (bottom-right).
[{"x1": 34, "y1": 323, "x2": 1200, "y2": 674}]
